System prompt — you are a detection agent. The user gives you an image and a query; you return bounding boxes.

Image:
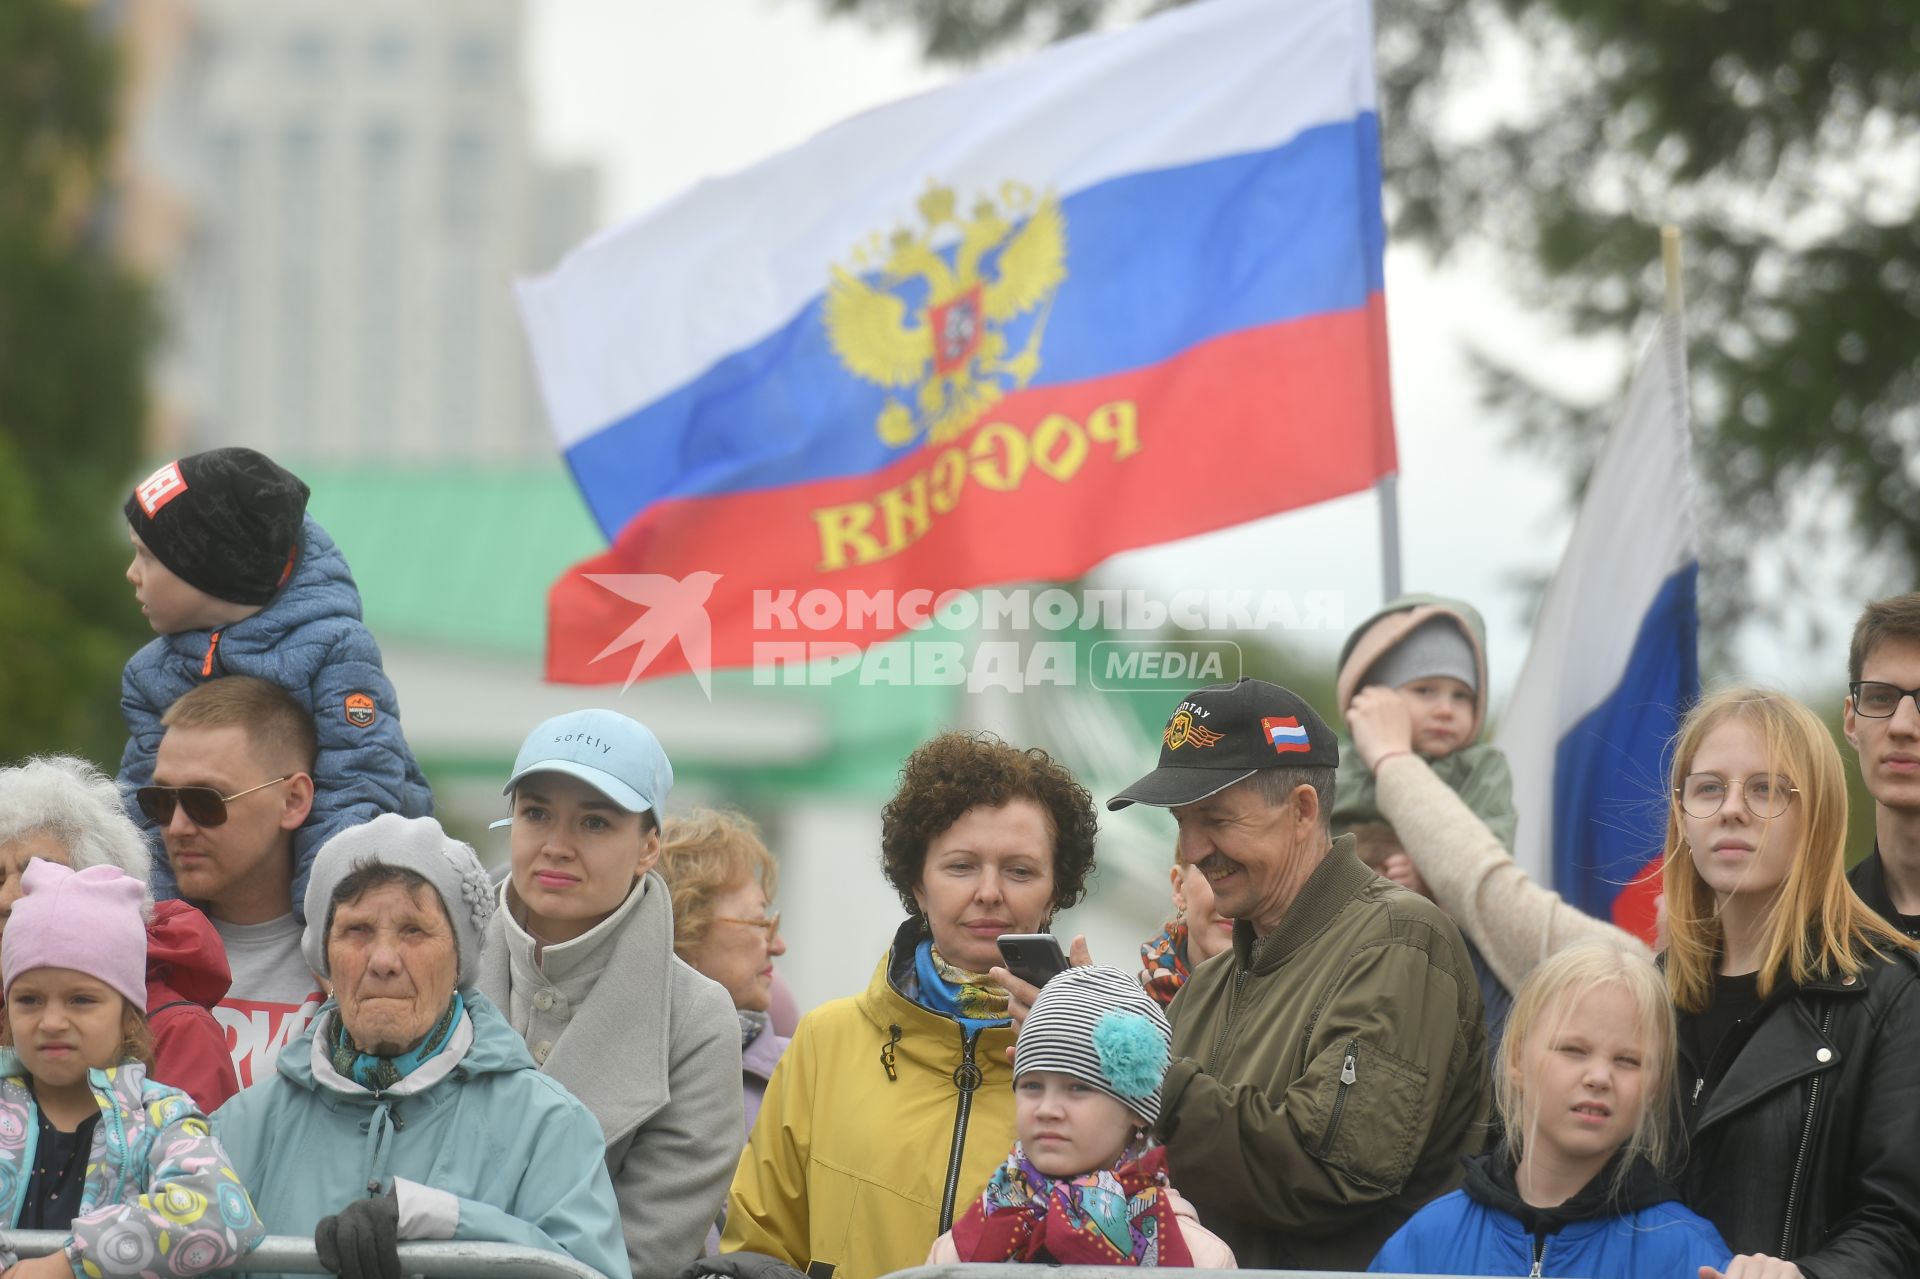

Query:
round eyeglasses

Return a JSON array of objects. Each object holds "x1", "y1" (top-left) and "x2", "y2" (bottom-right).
[
  {"x1": 1674, "y1": 773, "x2": 1799, "y2": 820},
  {"x1": 713, "y1": 911, "x2": 781, "y2": 941}
]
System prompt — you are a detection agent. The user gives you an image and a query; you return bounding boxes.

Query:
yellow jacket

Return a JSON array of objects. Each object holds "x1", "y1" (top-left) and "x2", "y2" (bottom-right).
[{"x1": 722, "y1": 924, "x2": 1016, "y2": 1279}]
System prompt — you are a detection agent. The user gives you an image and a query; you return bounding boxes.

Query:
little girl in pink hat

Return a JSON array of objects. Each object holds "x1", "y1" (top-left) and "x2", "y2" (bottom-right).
[{"x1": 0, "y1": 860, "x2": 262, "y2": 1279}]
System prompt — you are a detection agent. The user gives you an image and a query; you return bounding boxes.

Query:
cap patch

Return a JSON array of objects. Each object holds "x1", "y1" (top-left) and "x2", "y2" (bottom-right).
[
  {"x1": 1110, "y1": 679, "x2": 1338, "y2": 810},
  {"x1": 1262, "y1": 715, "x2": 1311, "y2": 754},
  {"x1": 344, "y1": 693, "x2": 377, "y2": 728},
  {"x1": 134, "y1": 461, "x2": 188, "y2": 518},
  {"x1": 1163, "y1": 707, "x2": 1222, "y2": 750}
]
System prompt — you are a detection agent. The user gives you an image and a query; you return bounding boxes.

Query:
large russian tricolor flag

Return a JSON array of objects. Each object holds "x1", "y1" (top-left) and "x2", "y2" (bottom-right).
[
  {"x1": 518, "y1": 0, "x2": 1395, "y2": 685},
  {"x1": 1496, "y1": 311, "x2": 1700, "y2": 944}
]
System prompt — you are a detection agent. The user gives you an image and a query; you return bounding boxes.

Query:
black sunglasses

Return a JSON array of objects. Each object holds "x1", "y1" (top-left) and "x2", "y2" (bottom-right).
[{"x1": 136, "y1": 776, "x2": 293, "y2": 828}]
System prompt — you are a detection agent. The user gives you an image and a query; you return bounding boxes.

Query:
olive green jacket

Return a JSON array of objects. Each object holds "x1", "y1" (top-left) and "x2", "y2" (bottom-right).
[{"x1": 1157, "y1": 835, "x2": 1491, "y2": 1272}]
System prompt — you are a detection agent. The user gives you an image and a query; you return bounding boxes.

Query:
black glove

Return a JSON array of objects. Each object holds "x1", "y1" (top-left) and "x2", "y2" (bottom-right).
[
  {"x1": 674, "y1": 1253, "x2": 813, "y2": 1279},
  {"x1": 315, "y1": 1189, "x2": 401, "y2": 1279}
]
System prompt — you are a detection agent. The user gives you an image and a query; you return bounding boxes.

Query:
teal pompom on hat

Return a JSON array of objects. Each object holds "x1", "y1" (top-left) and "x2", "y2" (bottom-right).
[
  {"x1": 1094, "y1": 1008, "x2": 1171, "y2": 1100},
  {"x1": 1014, "y1": 965, "x2": 1174, "y2": 1125}
]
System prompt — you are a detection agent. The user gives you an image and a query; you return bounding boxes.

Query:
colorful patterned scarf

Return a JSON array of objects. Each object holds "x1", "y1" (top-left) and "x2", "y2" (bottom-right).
[
  {"x1": 914, "y1": 940, "x2": 1010, "y2": 1030},
  {"x1": 738, "y1": 1008, "x2": 770, "y2": 1051},
  {"x1": 1139, "y1": 920, "x2": 1191, "y2": 1009},
  {"x1": 951, "y1": 1144, "x2": 1194, "y2": 1267},
  {"x1": 331, "y1": 993, "x2": 464, "y2": 1092}
]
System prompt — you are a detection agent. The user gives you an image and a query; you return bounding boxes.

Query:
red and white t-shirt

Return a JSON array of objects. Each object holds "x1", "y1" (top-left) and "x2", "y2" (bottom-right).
[{"x1": 210, "y1": 914, "x2": 327, "y2": 1089}]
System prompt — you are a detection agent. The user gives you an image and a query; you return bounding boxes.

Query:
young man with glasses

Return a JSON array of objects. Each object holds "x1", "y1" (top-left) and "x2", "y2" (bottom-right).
[
  {"x1": 1844, "y1": 593, "x2": 1920, "y2": 937},
  {"x1": 144, "y1": 675, "x2": 328, "y2": 1084}
]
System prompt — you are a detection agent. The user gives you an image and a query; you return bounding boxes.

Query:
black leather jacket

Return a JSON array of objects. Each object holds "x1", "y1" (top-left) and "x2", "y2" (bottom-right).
[
  {"x1": 1676, "y1": 948, "x2": 1920, "y2": 1277},
  {"x1": 1847, "y1": 848, "x2": 1920, "y2": 938}
]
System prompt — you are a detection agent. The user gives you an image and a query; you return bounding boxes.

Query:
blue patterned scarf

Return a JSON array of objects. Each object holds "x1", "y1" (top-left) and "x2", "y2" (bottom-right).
[
  {"x1": 331, "y1": 993, "x2": 464, "y2": 1091},
  {"x1": 914, "y1": 940, "x2": 1010, "y2": 1032}
]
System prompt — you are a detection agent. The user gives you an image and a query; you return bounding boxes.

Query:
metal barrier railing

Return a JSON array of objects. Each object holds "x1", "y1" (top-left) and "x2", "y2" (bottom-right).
[
  {"x1": 4, "y1": 1238, "x2": 1566, "y2": 1279},
  {"x1": 883, "y1": 1259, "x2": 1574, "y2": 1267},
  {"x1": 3, "y1": 1232, "x2": 610, "y2": 1279}
]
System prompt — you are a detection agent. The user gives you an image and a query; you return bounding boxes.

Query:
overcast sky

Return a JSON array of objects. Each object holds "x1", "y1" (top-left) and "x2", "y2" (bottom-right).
[{"x1": 521, "y1": 0, "x2": 1855, "y2": 704}]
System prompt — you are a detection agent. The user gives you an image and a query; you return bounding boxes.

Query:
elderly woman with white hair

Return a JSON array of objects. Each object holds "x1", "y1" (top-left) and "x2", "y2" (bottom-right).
[
  {"x1": 0, "y1": 754, "x2": 238, "y2": 1110},
  {"x1": 215, "y1": 813, "x2": 627, "y2": 1279}
]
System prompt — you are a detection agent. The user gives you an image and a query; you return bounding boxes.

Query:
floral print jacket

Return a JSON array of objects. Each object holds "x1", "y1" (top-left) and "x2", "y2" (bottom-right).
[{"x1": 0, "y1": 1052, "x2": 263, "y2": 1277}]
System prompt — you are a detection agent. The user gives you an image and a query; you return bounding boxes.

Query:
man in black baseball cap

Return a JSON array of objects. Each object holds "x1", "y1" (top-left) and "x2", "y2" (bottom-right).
[
  {"x1": 1108, "y1": 677, "x2": 1489, "y2": 1272},
  {"x1": 1110, "y1": 675, "x2": 1340, "y2": 806}
]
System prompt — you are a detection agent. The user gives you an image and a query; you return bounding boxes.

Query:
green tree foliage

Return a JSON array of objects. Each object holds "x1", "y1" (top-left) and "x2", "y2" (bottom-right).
[
  {"x1": 807, "y1": 0, "x2": 1920, "y2": 636},
  {"x1": 0, "y1": 0, "x2": 153, "y2": 765}
]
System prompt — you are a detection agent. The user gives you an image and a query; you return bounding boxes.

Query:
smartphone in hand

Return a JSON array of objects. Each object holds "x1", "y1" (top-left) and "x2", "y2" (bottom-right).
[{"x1": 996, "y1": 933, "x2": 1069, "y2": 989}]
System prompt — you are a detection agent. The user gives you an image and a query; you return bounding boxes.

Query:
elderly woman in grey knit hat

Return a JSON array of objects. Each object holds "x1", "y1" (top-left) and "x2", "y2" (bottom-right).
[{"x1": 213, "y1": 814, "x2": 629, "y2": 1279}]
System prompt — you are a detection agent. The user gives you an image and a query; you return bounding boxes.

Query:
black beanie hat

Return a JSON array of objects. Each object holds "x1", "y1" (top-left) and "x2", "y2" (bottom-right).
[{"x1": 125, "y1": 448, "x2": 311, "y2": 606}]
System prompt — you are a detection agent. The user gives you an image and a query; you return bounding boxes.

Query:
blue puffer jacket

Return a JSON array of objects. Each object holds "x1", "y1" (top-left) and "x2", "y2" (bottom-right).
[
  {"x1": 213, "y1": 992, "x2": 628, "y2": 1279},
  {"x1": 1370, "y1": 1152, "x2": 1730, "y2": 1277},
  {"x1": 118, "y1": 515, "x2": 432, "y2": 918}
]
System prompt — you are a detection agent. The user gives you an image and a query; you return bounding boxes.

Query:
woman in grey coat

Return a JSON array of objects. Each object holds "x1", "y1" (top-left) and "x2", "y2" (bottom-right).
[{"x1": 477, "y1": 709, "x2": 742, "y2": 1279}]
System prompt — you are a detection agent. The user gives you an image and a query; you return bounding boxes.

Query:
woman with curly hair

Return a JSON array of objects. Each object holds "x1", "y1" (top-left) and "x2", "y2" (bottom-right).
[{"x1": 722, "y1": 731, "x2": 1099, "y2": 1279}]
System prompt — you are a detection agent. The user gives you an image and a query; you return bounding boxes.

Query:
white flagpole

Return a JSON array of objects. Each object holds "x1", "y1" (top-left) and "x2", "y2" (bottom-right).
[
  {"x1": 1661, "y1": 224, "x2": 1685, "y2": 317},
  {"x1": 1376, "y1": 472, "x2": 1403, "y2": 600}
]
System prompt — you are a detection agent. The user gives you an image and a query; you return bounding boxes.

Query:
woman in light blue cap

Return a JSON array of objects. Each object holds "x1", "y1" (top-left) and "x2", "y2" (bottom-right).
[{"x1": 476, "y1": 709, "x2": 742, "y2": 1279}]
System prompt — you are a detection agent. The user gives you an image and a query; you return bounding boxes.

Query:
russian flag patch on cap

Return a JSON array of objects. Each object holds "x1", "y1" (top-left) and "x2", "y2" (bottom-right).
[{"x1": 1262, "y1": 715, "x2": 1311, "y2": 754}]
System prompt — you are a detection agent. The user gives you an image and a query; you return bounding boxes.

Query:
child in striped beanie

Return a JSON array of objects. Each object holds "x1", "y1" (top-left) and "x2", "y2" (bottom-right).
[{"x1": 929, "y1": 965, "x2": 1236, "y2": 1268}]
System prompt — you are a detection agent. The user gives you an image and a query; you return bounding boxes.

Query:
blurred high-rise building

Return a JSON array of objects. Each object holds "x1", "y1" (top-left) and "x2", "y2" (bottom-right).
[{"x1": 108, "y1": 0, "x2": 597, "y2": 462}]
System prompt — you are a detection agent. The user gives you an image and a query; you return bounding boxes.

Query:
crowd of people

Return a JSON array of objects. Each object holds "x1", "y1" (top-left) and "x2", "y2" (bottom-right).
[{"x1": 0, "y1": 443, "x2": 1915, "y2": 1279}]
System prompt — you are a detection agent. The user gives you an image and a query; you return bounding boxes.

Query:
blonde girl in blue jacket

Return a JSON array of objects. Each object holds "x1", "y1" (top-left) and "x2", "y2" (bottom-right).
[
  {"x1": 0, "y1": 860, "x2": 263, "y2": 1279},
  {"x1": 1372, "y1": 942, "x2": 1728, "y2": 1277}
]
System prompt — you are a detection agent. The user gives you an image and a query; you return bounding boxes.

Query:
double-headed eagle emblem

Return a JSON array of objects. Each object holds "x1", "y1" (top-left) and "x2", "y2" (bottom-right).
[{"x1": 825, "y1": 181, "x2": 1067, "y2": 448}]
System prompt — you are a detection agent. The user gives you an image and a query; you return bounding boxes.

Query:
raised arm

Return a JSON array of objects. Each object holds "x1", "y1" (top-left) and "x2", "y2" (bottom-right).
[{"x1": 1347, "y1": 686, "x2": 1644, "y2": 991}]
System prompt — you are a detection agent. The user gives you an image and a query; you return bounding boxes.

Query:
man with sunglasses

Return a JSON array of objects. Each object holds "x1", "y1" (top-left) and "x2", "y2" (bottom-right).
[
  {"x1": 1844, "y1": 592, "x2": 1920, "y2": 938},
  {"x1": 145, "y1": 676, "x2": 329, "y2": 1085}
]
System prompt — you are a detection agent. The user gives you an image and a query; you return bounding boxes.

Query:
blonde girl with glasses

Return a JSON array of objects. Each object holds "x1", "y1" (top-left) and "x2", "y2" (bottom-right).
[
  {"x1": 1371, "y1": 942, "x2": 1728, "y2": 1276},
  {"x1": 1663, "y1": 687, "x2": 1920, "y2": 1279}
]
